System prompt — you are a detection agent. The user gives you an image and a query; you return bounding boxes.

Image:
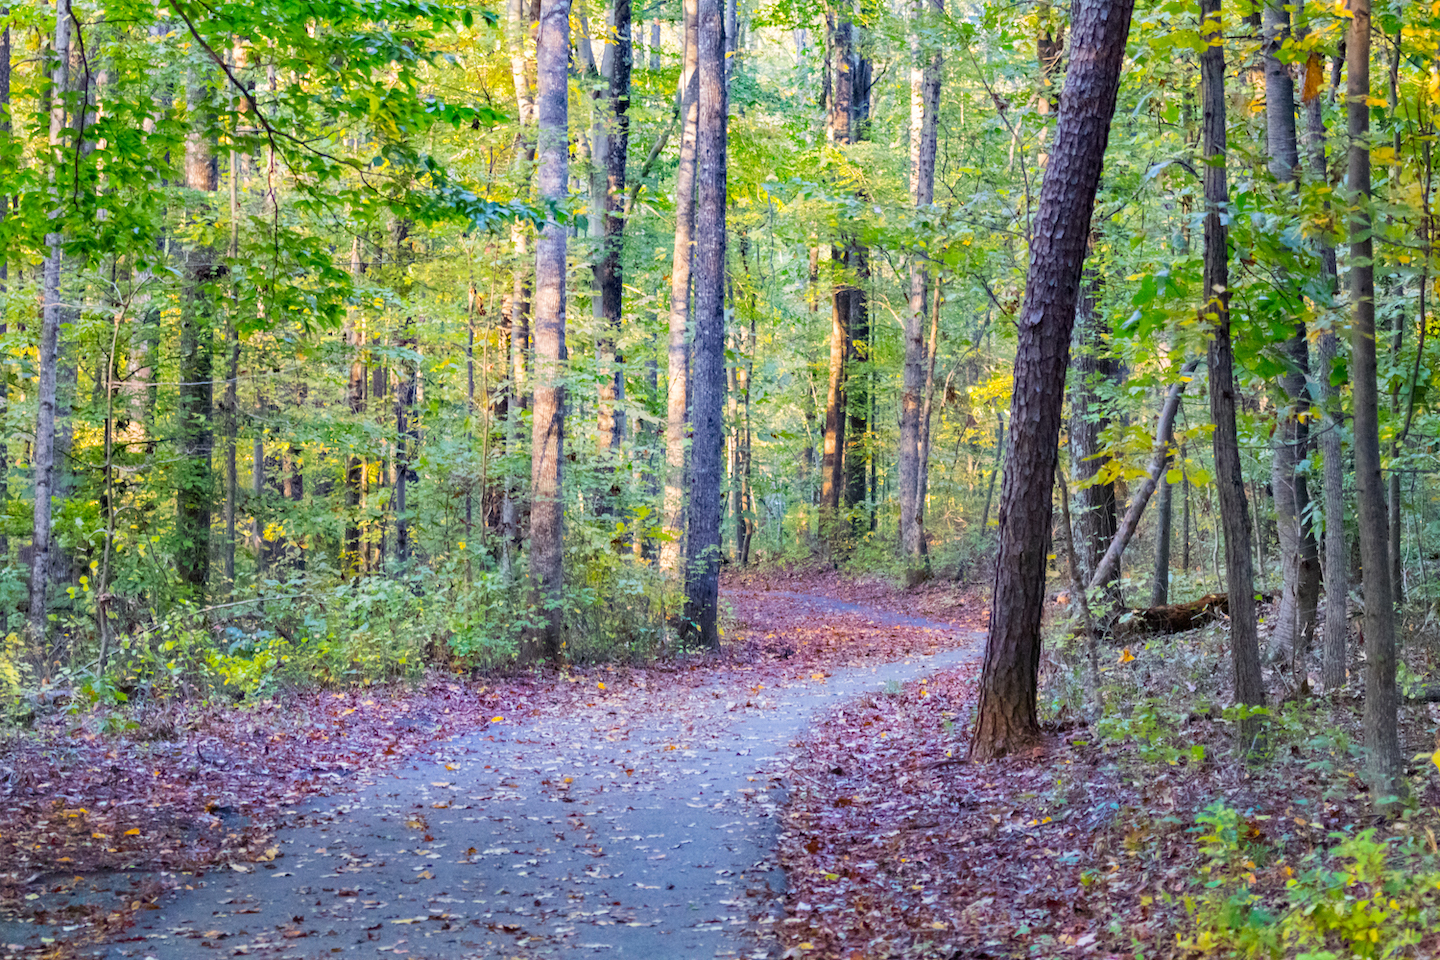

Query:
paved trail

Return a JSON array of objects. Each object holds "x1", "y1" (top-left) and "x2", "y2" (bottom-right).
[{"x1": 97, "y1": 593, "x2": 982, "y2": 960}]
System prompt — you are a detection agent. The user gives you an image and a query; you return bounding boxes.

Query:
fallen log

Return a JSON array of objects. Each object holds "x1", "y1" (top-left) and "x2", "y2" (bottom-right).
[{"x1": 1115, "y1": 593, "x2": 1229, "y2": 638}]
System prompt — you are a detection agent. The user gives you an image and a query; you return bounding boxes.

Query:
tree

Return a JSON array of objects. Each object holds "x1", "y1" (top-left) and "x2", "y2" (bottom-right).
[
  {"x1": 661, "y1": 0, "x2": 700, "y2": 581},
  {"x1": 30, "y1": 0, "x2": 76, "y2": 643},
  {"x1": 1201, "y1": 0, "x2": 1265, "y2": 738},
  {"x1": 681, "y1": 0, "x2": 727, "y2": 649},
  {"x1": 898, "y1": 0, "x2": 942, "y2": 581},
  {"x1": 1264, "y1": 0, "x2": 1320, "y2": 666},
  {"x1": 1346, "y1": 0, "x2": 1403, "y2": 799},
  {"x1": 969, "y1": 0, "x2": 1136, "y2": 760},
  {"x1": 524, "y1": 0, "x2": 571, "y2": 660},
  {"x1": 176, "y1": 62, "x2": 219, "y2": 596}
]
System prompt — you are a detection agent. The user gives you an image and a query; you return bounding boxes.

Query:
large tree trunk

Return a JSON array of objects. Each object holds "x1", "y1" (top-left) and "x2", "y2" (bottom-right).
[
  {"x1": 222, "y1": 132, "x2": 241, "y2": 589},
  {"x1": 1305, "y1": 59, "x2": 1347, "y2": 692},
  {"x1": 1264, "y1": 0, "x2": 1320, "y2": 666},
  {"x1": 845, "y1": 247, "x2": 870, "y2": 524},
  {"x1": 394, "y1": 316, "x2": 417, "y2": 564},
  {"x1": 177, "y1": 67, "x2": 219, "y2": 596},
  {"x1": 524, "y1": 0, "x2": 571, "y2": 660},
  {"x1": 29, "y1": 0, "x2": 73, "y2": 643},
  {"x1": 1202, "y1": 0, "x2": 1266, "y2": 740},
  {"x1": 1346, "y1": 0, "x2": 1403, "y2": 800},
  {"x1": 660, "y1": 0, "x2": 699, "y2": 580},
  {"x1": 968, "y1": 0, "x2": 1134, "y2": 761},
  {"x1": 899, "y1": 0, "x2": 942, "y2": 579},
  {"x1": 681, "y1": 0, "x2": 727, "y2": 649}
]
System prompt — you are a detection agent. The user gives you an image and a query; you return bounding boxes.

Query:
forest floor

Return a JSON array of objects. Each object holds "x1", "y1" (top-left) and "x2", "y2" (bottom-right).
[
  {"x1": 0, "y1": 568, "x2": 986, "y2": 959},
  {"x1": 8, "y1": 569, "x2": 1440, "y2": 960}
]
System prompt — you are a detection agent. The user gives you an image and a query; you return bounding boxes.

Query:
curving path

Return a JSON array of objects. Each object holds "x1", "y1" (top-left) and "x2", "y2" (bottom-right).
[{"x1": 96, "y1": 593, "x2": 982, "y2": 960}]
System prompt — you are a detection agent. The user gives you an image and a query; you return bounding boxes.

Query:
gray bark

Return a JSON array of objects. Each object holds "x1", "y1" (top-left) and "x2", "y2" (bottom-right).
[
  {"x1": 681, "y1": 0, "x2": 727, "y2": 649},
  {"x1": 1346, "y1": 0, "x2": 1403, "y2": 800},
  {"x1": 523, "y1": 0, "x2": 571, "y2": 660},
  {"x1": 660, "y1": 0, "x2": 699, "y2": 579}
]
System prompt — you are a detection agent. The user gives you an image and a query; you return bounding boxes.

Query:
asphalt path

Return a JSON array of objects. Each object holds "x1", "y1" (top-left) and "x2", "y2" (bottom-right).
[{"x1": 90, "y1": 592, "x2": 983, "y2": 960}]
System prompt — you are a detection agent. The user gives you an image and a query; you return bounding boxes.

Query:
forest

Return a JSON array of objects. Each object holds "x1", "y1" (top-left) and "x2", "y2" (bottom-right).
[{"x1": 6, "y1": 0, "x2": 1440, "y2": 955}]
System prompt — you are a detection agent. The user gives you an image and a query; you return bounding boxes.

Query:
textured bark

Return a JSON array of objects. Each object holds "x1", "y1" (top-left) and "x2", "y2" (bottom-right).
[
  {"x1": 968, "y1": 0, "x2": 1134, "y2": 761},
  {"x1": 177, "y1": 66, "x2": 220, "y2": 595},
  {"x1": 1264, "y1": 0, "x2": 1319, "y2": 666},
  {"x1": 1202, "y1": 0, "x2": 1266, "y2": 738},
  {"x1": 597, "y1": 0, "x2": 631, "y2": 459},
  {"x1": 820, "y1": 8, "x2": 855, "y2": 527},
  {"x1": 898, "y1": 0, "x2": 940, "y2": 576},
  {"x1": 660, "y1": 0, "x2": 699, "y2": 579},
  {"x1": 524, "y1": 0, "x2": 571, "y2": 660},
  {"x1": 1307, "y1": 67, "x2": 1347, "y2": 691},
  {"x1": 29, "y1": 0, "x2": 72, "y2": 642},
  {"x1": 1346, "y1": 0, "x2": 1402, "y2": 800},
  {"x1": 1069, "y1": 259, "x2": 1119, "y2": 589},
  {"x1": 1151, "y1": 452, "x2": 1173, "y2": 607},
  {"x1": 681, "y1": 0, "x2": 726, "y2": 649}
]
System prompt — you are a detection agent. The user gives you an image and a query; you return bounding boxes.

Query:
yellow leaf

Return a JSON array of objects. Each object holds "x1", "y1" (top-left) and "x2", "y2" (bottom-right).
[
  {"x1": 124, "y1": 828, "x2": 141, "y2": 836},
  {"x1": 1302, "y1": 52, "x2": 1323, "y2": 103},
  {"x1": 491, "y1": 716, "x2": 503, "y2": 723},
  {"x1": 597, "y1": 682, "x2": 606, "y2": 690},
  {"x1": 1430, "y1": 747, "x2": 1440, "y2": 772},
  {"x1": 1119, "y1": 648, "x2": 1137, "y2": 663}
]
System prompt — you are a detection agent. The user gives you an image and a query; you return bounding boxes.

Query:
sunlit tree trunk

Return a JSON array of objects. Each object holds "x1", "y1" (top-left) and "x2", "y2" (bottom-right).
[
  {"x1": 681, "y1": 0, "x2": 726, "y2": 649},
  {"x1": 29, "y1": 0, "x2": 74, "y2": 643},
  {"x1": 1346, "y1": 0, "x2": 1403, "y2": 799},
  {"x1": 1202, "y1": 0, "x2": 1266, "y2": 741},
  {"x1": 661, "y1": 0, "x2": 698, "y2": 581},
  {"x1": 820, "y1": 8, "x2": 853, "y2": 528},
  {"x1": 968, "y1": 0, "x2": 1134, "y2": 760},
  {"x1": 1265, "y1": 0, "x2": 1319, "y2": 666},
  {"x1": 524, "y1": 0, "x2": 571, "y2": 660},
  {"x1": 899, "y1": 0, "x2": 941, "y2": 580}
]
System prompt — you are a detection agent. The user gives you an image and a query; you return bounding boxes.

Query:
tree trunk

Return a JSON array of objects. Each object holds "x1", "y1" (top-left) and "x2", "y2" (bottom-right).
[
  {"x1": 344, "y1": 236, "x2": 367, "y2": 577},
  {"x1": 820, "y1": 8, "x2": 854, "y2": 529},
  {"x1": 916, "y1": 274, "x2": 943, "y2": 545},
  {"x1": 177, "y1": 66, "x2": 219, "y2": 596},
  {"x1": 681, "y1": 0, "x2": 727, "y2": 649},
  {"x1": 900, "y1": 0, "x2": 942, "y2": 577},
  {"x1": 1305, "y1": 66, "x2": 1347, "y2": 690},
  {"x1": 29, "y1": 0, "x2": 72, "y2": 643},
  {"x1": 222, "y1": 136, "x2": 241, "y2": 589},
  {"x1": 1069, "y1": 255, "x2": 1119, "y2": 591},
  {"x1": 1346, "y1": 0, "x2": 1403, "y2": 800},
  {"x1": 968, "y1": 0, "x2": 1135, "y2": 760},
  {"x1": 844, "y1": 246, "x2": 870, "y2": 522},
  {"x1": 594, "y1": 0, "x2": 632, "y2": 508},
  {"x1": 661, "y1": 0, "x2": 699, "y2": 580},
  {"x1": 524, "y1": 0, "x2": 571, "y2": 660},
  {"x1": 394, "y1": 317, "x2": 417, "y2": 564},
  {"x1": 1264, "y1": 0, "x2": 1320, "y2": 666},
  {"x1": 1152, "y1": 458, "x2": 1173, "y2": 607},
  {"x1": 1202, "y1": 0, "x2": 1266, "y2": 741}
]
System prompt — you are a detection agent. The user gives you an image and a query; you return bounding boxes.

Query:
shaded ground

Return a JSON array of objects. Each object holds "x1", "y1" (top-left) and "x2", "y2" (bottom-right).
[
  {"x1": 775, "y1": 598, "x2": 1440, "y2": 960},
  {"x1": 3, "y1": 581, "x2": 987, "y2": 958}
]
